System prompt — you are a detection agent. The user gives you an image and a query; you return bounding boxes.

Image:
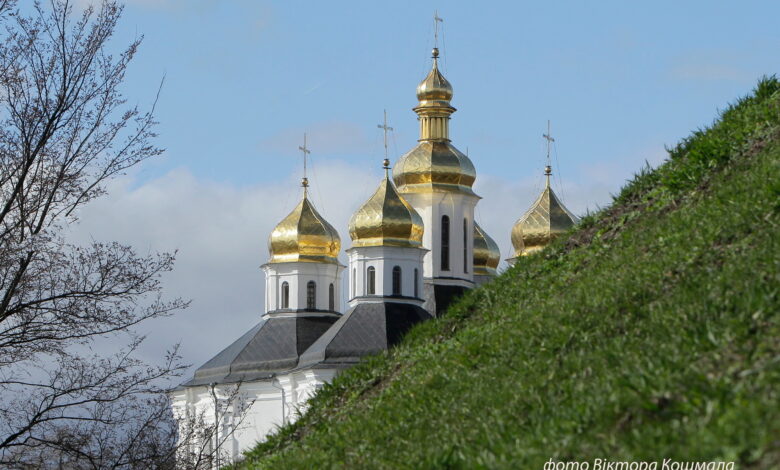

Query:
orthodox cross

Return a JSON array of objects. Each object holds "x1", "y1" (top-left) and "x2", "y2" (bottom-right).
[
  {"x1": 377, "y1": 110, "x2": 393, "y2": 171},
  {"x1": 542, "y1": 120, "x2": 555, "y2": 184},
  {"x1": 299, "y1": 133, "x2": 311, "y2": 189},
  {"x1": 434, "y1": 11, "x2": 443, "y2": 48}
]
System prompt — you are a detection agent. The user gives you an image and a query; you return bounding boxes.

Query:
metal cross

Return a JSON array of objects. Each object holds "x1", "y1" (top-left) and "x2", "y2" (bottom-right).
[
  {"x1": 377, "y1": 110, "x2": 393, "y2": 166},
  {"x1": 434, "y1": 11, "x2": 443, "y2": 48},
  {"x1": 299, "y1": 133, "x2": 311, "y2": 188},
  {"x1": 543, "y1": 120, "x2": 555, "y2": 161},
  {"x1": 542, "y1": 120, "x2": 555, "y2": 182}
]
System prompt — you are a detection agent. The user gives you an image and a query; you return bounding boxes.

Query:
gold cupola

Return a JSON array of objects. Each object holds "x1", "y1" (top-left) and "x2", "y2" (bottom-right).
[
  {"x1": 473, "y1": 222, "x2": 500, "y2": 276},
  {"x1": 349, "y1": 161, "x2": 424, "y2": 248},
  {"x1": 511, "y1": 166, "x2": 578, "y2": 257},
  {"x1": 392, "y1": 48, "x2": 477, "y2": 196},
  {"x1": 416, "y1": 48, "x2": 453, "y2": 106},
  {"x1": 268, "y1": 181, "x2": 341, "y2": 264}
]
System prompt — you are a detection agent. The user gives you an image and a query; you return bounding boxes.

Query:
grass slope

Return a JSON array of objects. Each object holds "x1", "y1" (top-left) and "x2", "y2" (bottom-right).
[{"x1": 240, "y1": 78, "x2": 780, "y2": 469}]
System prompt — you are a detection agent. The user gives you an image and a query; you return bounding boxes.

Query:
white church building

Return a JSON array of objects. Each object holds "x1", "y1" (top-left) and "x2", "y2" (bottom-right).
[{"x1": 170, "y1": 44, "x2": 510, "y2": 464}]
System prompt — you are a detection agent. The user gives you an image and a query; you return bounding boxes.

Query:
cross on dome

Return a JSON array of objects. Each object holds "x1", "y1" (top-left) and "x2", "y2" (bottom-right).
[
  {"x1": 543, "y1": 120, "x2": 555, "y2": 186},
  {"x1": 298, "y1": 133, "x2": 311, "y2": 189},
  {"x1": 377, "y1": 109, "x2": 394, "y2": 174},
  {"x1": 433, "y1": 11, "x2": 443, "y2": 49}
]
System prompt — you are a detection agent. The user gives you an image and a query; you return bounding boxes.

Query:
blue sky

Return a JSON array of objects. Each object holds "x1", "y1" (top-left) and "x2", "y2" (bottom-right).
[
  {"x1": 62, "y1": 0, "x2": 780, "y2": 370},
  {"x1": 109, "y1": 0, "x2": 780, "y2": 190}
]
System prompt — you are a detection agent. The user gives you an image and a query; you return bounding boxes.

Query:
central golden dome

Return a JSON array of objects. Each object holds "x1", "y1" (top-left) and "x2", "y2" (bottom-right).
[
  {"x1": 473, "y1": 222, "x2": 500, "y2": 276},
  {"x1": 349, "y1": 173, "x2": 423, "y2": 248},
  {"x1": 393, "y1": 48, "x2": 477, "y2": 196},
  {"x1": 268, "y1": 191, "x2": 341, "y2": 264},
  {"x1": 511, "y1": 179, "x2": 578, "y2": 257},
  {"x1": 392, "y1": 141, "x2": 476, "y2": 195}
]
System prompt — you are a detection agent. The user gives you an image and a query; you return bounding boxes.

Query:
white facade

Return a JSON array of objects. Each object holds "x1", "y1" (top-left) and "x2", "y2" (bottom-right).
[
  {"x1": 173, "y1": 261, "x2": 345, "y2": 467},
  {"x1": 401, "y1": 191, "x2": 479, "y2": 288},
  {"x1": 170, "y1": 368, "x2": 338, "y2": 468},
  {"x1": 262, "y1": 261, "x2": 344, "y2": 312},
  {"x1": 347, "y1": 245, "x2": 427, "y2": 307}
]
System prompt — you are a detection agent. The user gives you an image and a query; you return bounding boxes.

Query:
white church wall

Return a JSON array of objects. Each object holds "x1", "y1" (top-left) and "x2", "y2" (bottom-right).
[
  {"x1": 262, "y1": 262, "x2": 344, "y2": 312},
  {"x1": 170, "y1": 382, "x2": 284, "y2": 467},
  {"x1": 401, "y1": 191, "x2": 478, "y2": 286},
  {"x1": 346, "y1": 245, "x2": 426, "y2": 306},
  {"x1": 170, "y1": 367, "x2": 341, "y2": 467},
  {"x1": 289, "y1": 368, "x2": 339, "y2": 414}
]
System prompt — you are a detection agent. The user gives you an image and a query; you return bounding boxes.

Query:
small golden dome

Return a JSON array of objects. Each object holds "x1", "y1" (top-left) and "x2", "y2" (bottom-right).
[
  {"x1": 473, "y1": 222, "x2": 500, "y2": 276},
  {"x1": 511, "y1": 181, "x2": 578, "y2": 257},
  {"x1": 416, "y1": 48, "x2": 453, "y2": 106},
  {"x1": 349, "y1": 173, "x2": 423, "y2": 248},
  {"x1": 268, "y1": 191, "x2": 341, "y2": 264}
]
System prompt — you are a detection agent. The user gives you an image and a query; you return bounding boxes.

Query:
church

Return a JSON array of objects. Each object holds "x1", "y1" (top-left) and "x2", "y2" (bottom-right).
[{"x1": 170, "y1": 41, "x2": 577, "y2": 464}]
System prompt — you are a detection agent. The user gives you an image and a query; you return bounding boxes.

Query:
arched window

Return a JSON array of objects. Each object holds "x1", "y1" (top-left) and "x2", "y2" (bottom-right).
[
  {"x1": 352, "y1": 268, "x2": 356, "y2": 297},
  {"x1": 281, "y1": 282, "x2": 289, "y2": 309},
  {"x1": 414, "y1": 268, "x2": 419, "y2": 298},
  {"x1": 367, "y1": 266, "x2": 376, "y2": 295},
  {"x1": 392, "y1": 266, "x2": 402, "y2": 296},
  {"x1": 463, "y1": 218, "x2": 468, "y2": 273},
  {"x1": 328, "y1": 283, "x2": 335, "y2": 311},
  {"x1": 441, "y1": 215, "x2": 450, "y2": 271},
  {"x1": 307, "y1": 281, "x2": 316, "y2": 309}
]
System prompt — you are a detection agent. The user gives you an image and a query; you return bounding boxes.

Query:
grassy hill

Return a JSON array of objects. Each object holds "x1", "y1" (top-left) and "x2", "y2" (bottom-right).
[{"x1": 238, "y1": 78, "x2": 780, "y2": 469}]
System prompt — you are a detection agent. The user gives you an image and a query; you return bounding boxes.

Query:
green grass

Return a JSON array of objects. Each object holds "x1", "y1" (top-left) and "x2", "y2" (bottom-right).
[{"x1": 238, "y1": 77, "x2": 780, "y2": 469}]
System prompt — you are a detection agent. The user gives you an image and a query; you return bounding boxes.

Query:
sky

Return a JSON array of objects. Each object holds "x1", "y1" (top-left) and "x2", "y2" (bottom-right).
[{"x1": 59, "y1": 0, "x2": 780, "y2": 377}]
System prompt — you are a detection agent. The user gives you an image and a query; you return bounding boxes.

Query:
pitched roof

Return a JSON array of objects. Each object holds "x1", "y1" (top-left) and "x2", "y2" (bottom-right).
[
  {"x1": 298, "y1": 302, "x2": 432, "y2": 369},
  {"x1": 182, "y1": 313, "x2": 339, "y2": 386}
]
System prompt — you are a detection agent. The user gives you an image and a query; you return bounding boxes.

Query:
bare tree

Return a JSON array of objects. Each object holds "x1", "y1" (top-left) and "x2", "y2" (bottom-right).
[{"x1": 0, "y1": 0, "x2": 191, "y2": 467}]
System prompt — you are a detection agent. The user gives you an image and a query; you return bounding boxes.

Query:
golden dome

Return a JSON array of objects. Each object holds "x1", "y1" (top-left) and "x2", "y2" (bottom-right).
[
  {"x1": 416, "y1": 48, "x2": 453, "y2": 106},
  {"x1": 268, "y1": 191, "x2": 341, "y2": 264},
  {"x1": 511, "y1": 178, "x2": 578, "y2": 257},
  {"x1": 393, "y1": 141, "x2": 476, "y2": 195},
  {"x1": 473, "y1": 222, "x2": 500, "y2": 276},
  {"x1": 349, "y1": 172, "x2": 424, "y2": 248}
]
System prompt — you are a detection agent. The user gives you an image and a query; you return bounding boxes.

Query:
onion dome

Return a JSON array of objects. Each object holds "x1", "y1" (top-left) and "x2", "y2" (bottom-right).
[
  {"x1": 473, "y1": 222, "x2": 500, "y2": 276},
  {"x1": 511, "y1": 171, "x2": 578, "y2": 257},
  {"x1": 349, "y1": 168, "x2": 423, "y2": 248},
  {"x1": 416, "y1": 48, "x2": 453, "y2": 106},
  {"x1": 392, "y1": 48, "x2": 477, "y2": 196},
  {"x1": 268, "y1": 189, "x2": 341, "y2": 264}
]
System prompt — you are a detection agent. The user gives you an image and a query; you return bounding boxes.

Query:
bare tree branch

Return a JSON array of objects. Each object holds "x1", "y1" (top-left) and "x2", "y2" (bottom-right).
[{"x1": 0, "y1": 1, "x2": 192, "y2": 467}]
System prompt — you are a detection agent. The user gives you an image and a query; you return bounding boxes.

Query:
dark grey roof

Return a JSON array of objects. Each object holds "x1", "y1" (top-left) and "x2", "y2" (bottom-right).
[
  {"x1": 182, "y1": 313, "x2": 339, "y2": 387},
  {"x1": 297, "y1": 302, "x2": 432, "y2": 369}
]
